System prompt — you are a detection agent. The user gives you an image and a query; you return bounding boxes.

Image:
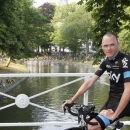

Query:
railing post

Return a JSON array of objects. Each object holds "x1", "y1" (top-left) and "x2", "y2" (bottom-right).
[{"x1": 83, "y1": 75, "x2": 89, "y2": 105}]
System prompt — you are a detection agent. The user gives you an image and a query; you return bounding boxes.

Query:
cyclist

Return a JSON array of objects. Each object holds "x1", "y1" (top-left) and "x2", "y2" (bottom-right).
[{"x1": 62, "y1": 32, "x2": 130, "y2": 130}]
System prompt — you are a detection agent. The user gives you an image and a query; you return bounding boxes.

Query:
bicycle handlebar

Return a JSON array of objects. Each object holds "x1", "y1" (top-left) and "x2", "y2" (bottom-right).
[
  {"x1": 63, "y1": 101, "x2": 124, "y2": 129},
  {"x1": 63, "y1": 101, "x2": 98, "y2": 126}
]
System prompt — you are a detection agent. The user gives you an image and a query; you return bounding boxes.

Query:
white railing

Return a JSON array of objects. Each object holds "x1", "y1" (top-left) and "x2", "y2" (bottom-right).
[{"x1": 0, "y1": 73, "x2": 129, "y2": 128}]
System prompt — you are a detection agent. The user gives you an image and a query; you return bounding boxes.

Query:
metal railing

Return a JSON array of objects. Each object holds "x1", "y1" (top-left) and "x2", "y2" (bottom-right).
[{"x1": 0, "y1": 73, "x2": 129, "y2": 128}]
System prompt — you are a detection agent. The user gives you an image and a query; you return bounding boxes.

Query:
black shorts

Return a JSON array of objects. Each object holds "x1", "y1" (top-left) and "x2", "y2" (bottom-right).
[{"x1": 94, "y1": 96, "x2": 130, "y2": 129}]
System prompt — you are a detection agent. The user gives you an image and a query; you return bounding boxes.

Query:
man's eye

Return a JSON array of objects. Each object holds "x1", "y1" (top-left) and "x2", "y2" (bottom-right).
[
  {"x1": 111, "y1": 44, "x2": 115, "y2": 46},
  {"x1": 103, "y1": 45, "x2": 108, "y2": 48},
  {"x1": 103, "y1": 44, "x2": 115, "y2": 48}
]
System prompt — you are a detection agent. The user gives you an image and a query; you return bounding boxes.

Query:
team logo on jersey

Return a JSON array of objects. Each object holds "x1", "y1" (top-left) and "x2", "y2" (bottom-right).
[
  {"x1": 98, "y1": 68, "x2": 102, "y2": 71},
  {"x1": 122, "y1": 58, "x2": 128, "y2": 68},
  {"x1": 106, "y1": 65, "x2": 111, "y2": 68},
  {"x1": 108, "y1": 71, "x2": 121, "y2": 83},
  {"x1": 115, "y1": 61, "x2": 118, "y2": 64},
  {"x1": 112, "y1": 65, "x2": 119, "y2": 69}
]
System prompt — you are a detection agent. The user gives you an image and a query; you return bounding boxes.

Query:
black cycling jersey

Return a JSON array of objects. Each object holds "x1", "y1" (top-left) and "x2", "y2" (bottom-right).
[
  {"x1": 94, "y1": 51, "x2": 130, "y2": 129},
  {"x1": 95, "y1": 51, "x2": 130, "y2": 99}
]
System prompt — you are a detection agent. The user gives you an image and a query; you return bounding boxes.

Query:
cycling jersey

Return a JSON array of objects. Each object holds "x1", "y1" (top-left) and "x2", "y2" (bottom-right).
[
  {"x1": 95, "y1": 51, "x2": 130, "y2": 99},
  {"x1": 94, "y1": 51, "x2": 130, "y2": 129}
]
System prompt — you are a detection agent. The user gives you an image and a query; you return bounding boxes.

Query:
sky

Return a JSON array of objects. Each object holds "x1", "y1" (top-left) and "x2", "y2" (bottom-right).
[{"x1": 33, "y1": 0, "x2": 80, "y2": 8}]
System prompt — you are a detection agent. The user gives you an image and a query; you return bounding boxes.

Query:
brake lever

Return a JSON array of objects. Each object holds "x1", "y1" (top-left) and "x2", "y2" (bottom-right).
[
  {"x1": 78, "y1": 115, "x2": 81, "y2": 124},
  {"x1": 80, "y1": 105, "x2": 98, "y2": 126},
  {"x1": 63, "y1": 101, "x2": 67, "y2": 115},
  {"x1": 64, "y1": 107, "x2": 66, "y2": 115},
  {"x1": 113, "y1": 121, "x2": 124, "y2": 130},
  {"x1": 62, "y1": 101, "x2": 75, "y2": 115}
]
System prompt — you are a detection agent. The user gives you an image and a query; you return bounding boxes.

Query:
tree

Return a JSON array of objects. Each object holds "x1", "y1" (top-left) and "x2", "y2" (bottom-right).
[
  {"x1": 22, "y1": 4, "x2": 49, "y2": 56},
  {"x1": 52, "y1": 3, "x2": 94, "y2": 57},
  {"x1": 78, "y1": 0, "x2": 130, "y2": 64},
  {"x1": 0, "y1": 0, "x2": 50, "y2": 60},
  {"x1": 118, "y1": 6, "x2": 130, "y2": 54},
  {"x1": 0, "y1": 0, "x2": 30, "y2": 59},
  {"x1": 61, "y1": 4, "x2": 94, "y2": 55},
  {"x1": 39, "y1": 2, "x2": 55, "y2": 23},
  {"x1": 38, "y1": 2, "x2": 56, "y2": 54},
  {"x1": 51, "y1": 3, "x2": 77, "y2": 53}
]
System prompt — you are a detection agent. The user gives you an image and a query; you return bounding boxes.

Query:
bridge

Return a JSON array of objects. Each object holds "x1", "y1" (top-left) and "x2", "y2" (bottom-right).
[{"x1": 0, "y1": 73, "x2": 129, "y2": 129}]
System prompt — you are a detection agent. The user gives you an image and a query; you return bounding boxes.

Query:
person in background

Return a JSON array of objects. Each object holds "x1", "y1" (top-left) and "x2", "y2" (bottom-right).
[
  {"x1": 0, "y1": 80, "x2": 5, "y2": 89},
  {"x1": 62, "y1": 32, "x2": 130, "y2": 130},
  {"x1": 6, "y1": 77, "x2": 15, "y2": 83}
]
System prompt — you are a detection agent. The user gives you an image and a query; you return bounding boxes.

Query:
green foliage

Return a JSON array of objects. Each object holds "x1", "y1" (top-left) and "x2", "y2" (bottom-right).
[
  {"x1": 0, "y1": 0, "x2": 27, "y2": 58},
  {"x1": 51, "y1": 3, "x2": 78, "y2": 50},
  {"x1": 78, "y1": 0, "x2": 130, "y2": 63},
  {"x1": 52, "y1": 3, "x2": 94, "y2": 55},
  {"x1": 3, "y1": 0, "x2": 129, "y2": 61},
  {"x1": 119, "y1": 30, "x2": 130, "y2": 54},
  {"x1": 118, "y1": 6, "x2": 130, "y2": 54},
  {"x1": 0, "y1": 0, "x2": 53, "y2": 59},
  {"x1": 38, "y1": 2, "x2": 56, "y2": 53}
]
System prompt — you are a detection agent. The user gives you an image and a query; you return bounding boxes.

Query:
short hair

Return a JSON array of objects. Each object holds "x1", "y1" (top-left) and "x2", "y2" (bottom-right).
[
  {"x1": 103, "y1": 32, "x2": 118, "y2": 38},
  {"x1": 102, "y1": 32, "x2": 119, "y2": 43}
]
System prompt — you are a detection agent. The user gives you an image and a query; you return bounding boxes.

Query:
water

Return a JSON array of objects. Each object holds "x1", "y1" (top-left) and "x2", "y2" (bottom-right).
[{"x1": 0, "y1": 60, "x2": 129, "y2": 130}]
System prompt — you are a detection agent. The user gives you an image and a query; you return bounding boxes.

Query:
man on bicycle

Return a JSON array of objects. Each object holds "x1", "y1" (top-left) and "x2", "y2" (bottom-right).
[{"x1": 62, "y1": 32, "x2": 130, "y2": 130}]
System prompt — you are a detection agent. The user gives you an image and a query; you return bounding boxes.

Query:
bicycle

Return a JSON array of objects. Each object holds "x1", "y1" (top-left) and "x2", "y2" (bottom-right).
[{"x1": 63, "y1": 102, "x2": 124, "y2": 130}]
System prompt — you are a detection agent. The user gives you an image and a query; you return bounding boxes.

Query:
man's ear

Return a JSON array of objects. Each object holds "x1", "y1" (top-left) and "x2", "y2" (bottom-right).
[
  {"x1": 101, "y1": 44, "x2": 103, "y2": 50},
  {"x1": 117, "y1": 42, "x2": 120, "y2": 48}
]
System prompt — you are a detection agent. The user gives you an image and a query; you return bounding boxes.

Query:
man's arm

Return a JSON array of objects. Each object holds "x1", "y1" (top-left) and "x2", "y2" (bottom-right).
[
  {"x1": 100, "y1": 82, "x2": 130, "y2": 120},
  {"x1": 113, "y1": 82, "x2": 130, "y2": 119},
  {"x1": 62, "y1": 74, "x2": 99, "y2": 109},
  {"x1": 71, "y1": 74, "x2": 99, "y2": 102}
]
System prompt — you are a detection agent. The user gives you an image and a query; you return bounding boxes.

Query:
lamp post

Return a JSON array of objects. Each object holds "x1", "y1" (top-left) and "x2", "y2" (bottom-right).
[
  {"x1": 86, "y1": 33, "x2": 89, "y2": 59},
  {"x1": 86, "y1": 34, "x2": 89, "y2": 60},
  {"x1": 86, "y1": 27, "x2": 91, "y2": 60}
]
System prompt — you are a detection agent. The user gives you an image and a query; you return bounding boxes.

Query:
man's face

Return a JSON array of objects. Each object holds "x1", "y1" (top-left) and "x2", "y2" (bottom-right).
[{"x1": 101, "y1": 35, "x2": 119, "y2": 58}]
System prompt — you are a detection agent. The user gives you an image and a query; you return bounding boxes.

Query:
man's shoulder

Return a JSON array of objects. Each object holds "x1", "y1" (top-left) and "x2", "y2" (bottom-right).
[
  {"x1": 118, "y1": 52, "x2": 130, "y2": 69},
  {"x1": 121, "y1": 53, "x2": 130, "y2": 63},
  {"x1": 120, "y1": 52, "x2": 130, "y2": 58}
]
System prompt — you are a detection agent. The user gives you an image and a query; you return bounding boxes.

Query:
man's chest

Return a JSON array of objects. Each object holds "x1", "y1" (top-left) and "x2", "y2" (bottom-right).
[{"x1": 106, "y1": 60, "x2": 123, "y2": 83}]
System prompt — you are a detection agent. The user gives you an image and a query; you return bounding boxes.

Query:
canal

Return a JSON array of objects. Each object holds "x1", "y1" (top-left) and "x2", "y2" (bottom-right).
[{"x1": 0, "y1": 60, "x2": 129, "y2": 130}]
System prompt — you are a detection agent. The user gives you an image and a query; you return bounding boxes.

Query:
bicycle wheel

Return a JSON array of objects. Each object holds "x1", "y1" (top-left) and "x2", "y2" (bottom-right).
[{"x1": 65, "y1": 126, "x2": 85, "y2": 130}]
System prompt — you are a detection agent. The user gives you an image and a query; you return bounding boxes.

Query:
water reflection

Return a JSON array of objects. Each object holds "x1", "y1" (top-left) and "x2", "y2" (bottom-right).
[{"x1": 26, "y1": 60, "x2": 96, "y2": 73}]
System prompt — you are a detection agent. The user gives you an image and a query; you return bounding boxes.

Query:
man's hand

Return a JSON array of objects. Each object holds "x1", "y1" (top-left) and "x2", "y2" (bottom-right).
[
  {"x1": 99, "y1": 109, "x2": 115, "y2": 121},
  {"x1": 62, "y1": 99, "x2": 74, "y2": 110}
]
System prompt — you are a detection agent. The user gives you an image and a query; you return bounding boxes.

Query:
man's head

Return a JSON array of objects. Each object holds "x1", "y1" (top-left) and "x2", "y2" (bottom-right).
[{"x1": 101, "y1": 32, "x2": 119, "y2": 58}]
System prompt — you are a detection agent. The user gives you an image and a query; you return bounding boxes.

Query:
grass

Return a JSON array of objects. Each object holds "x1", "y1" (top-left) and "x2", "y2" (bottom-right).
[
  {"x1": 0, "y1": 60, "x2": 29, "y2": 91},
  {"x1": 0, "y1": 61, "x2": 28, "y2": 73}
]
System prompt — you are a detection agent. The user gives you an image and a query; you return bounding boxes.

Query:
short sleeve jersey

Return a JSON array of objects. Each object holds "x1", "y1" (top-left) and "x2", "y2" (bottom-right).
[{"x1": 95, "y1": 51, "x2": 130, "y2": 99}]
